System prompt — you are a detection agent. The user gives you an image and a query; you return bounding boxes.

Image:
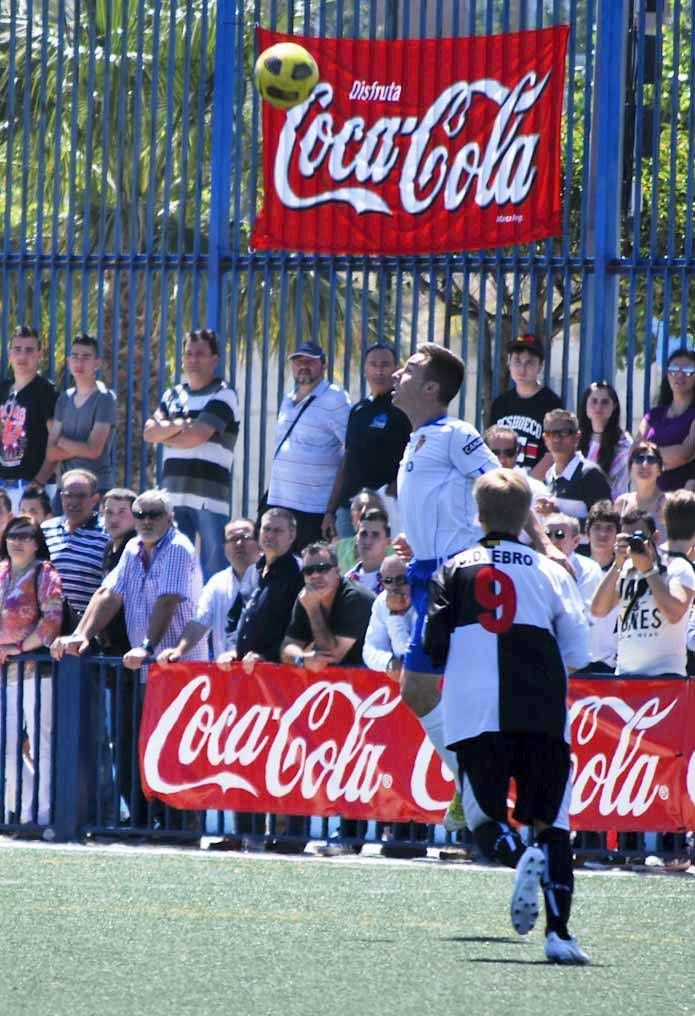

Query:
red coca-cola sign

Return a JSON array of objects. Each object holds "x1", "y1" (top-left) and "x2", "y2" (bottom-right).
[
  {"x1": 251, "y1": 26, "x2": 569, "y2": 256},
  {"x1": 140, "y1": 664, "x2": 694, "y2": 831}
]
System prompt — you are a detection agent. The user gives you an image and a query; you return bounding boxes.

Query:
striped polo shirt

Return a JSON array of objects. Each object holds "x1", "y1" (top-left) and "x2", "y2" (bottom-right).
[
  {"x1": 268, "y1": 379, "x2": 351, "y2": 514},
  {"x1": 42, "y1": 514, "x2": 110, "y2": 614},
  {"x1": 160, "y1": 379, "x2": 240, "y2": 516}
]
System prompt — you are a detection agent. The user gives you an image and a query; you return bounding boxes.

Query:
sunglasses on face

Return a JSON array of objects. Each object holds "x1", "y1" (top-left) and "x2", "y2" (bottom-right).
[
  {"x1": 6, "y1": 531, "x2": 35, "y2": 542},
  {"x1": 133, "y1": 509, "x2": 166, "y2": 521},
  {"x1": 545, "y1": 528, "x2": 566, "y2": 540},
  {"x1": 490, "y1": 447, "x2": 518, "y2": 459},
  {"x1": 302, "y1": 562, "x2": 334, "y2": 576},
  {"x1": 61, "y1": 490, "x2": 90, "y2": 500},
  {"x1": 544, "y1": 428, "x2": 576, "y2": 439},
  {"x1": 380, "y1": 574, "x2": 408, "y2": 587},
  {"x1": 225, "y1": 533, "x2": 254, "y2": 543},
  {"x1": 667, "y1": 365, "x2": 695, "y2": 376},
  {"x1": 632, "y1": 453, "x2": 660, "y2": 466}
]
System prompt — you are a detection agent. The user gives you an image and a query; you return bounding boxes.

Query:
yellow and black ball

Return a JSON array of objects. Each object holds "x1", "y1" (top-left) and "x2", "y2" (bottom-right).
[{"x1": 254, "y1": 42, "x2": 319, "y2": 111}]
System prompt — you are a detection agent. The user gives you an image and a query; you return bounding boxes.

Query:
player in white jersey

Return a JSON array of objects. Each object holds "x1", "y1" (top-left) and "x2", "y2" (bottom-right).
[
  {"x1": 425, "y1": 469, "x2": 591, "y2": 965},
  {"x1": 391, "y1": 344, "x2": 500, "y2": 815}
]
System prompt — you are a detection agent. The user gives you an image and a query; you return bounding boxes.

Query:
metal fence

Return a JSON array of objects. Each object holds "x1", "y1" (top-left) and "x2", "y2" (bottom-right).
[{"x1": 0, "y1": 1, "x2": 693, "y2": 514}]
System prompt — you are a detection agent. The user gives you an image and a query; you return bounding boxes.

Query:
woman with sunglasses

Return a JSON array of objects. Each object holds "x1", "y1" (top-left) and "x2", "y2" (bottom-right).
[
  {"x1": 0, "y1": 515, "x2": 63, "y2": 826},
  {"x1": 578, "y1": 381, "x2": 632, "y2": 499},
  {"x1": 614, "y1": 442, "x2": 667, "y2": 534},
  {"x1": 637, "y1": 349, "x2": 695, "y2": 491}
]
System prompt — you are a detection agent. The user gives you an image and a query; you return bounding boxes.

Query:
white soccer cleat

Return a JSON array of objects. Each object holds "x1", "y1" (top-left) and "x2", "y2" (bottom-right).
[
  {"x1": 544, "y1": 932, "x2": 591, "y2": 965},
  {"x1": 510, "y1": 845, "x2": 545, "y2": 935}
]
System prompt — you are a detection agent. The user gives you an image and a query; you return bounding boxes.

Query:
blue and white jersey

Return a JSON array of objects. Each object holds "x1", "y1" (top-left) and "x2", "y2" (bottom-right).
[{"x1": 397, "y1": 416, "x2": 500, "y2": 562}]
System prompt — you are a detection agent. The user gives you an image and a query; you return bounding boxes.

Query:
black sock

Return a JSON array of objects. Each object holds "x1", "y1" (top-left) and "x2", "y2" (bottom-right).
[
  {"x1": 473, "y1": 820, "x2": 524, "y2": 868},
  {"x1": 536, "y1": 826, "x2": 574, "y2": 938}
]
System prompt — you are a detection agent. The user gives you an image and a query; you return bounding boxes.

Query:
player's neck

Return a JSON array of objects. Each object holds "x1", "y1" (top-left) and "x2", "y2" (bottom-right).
[{"x1": 410, "y1": 403, "x2": 448, "y2": 430}]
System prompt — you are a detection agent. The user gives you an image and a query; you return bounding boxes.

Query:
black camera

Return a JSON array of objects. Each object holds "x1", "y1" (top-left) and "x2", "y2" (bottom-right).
[{"x1": 627, "y1": 531, "x2": 649, "y2": 554}]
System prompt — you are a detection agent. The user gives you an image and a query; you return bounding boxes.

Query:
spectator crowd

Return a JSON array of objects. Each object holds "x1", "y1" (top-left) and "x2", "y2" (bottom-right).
[{"x1": 3, "y1": 324, "x2": 695, "y2": 847}]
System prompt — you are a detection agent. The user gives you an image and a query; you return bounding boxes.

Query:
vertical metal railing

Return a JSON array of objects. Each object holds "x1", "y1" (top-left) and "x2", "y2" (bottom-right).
[{"x1": 0, "y1": 1, "x2": 692, "y2": 507}]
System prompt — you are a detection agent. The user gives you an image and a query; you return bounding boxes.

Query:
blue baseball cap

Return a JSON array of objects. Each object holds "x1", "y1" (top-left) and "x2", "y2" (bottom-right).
[{"x1": 289, "y1": 342, "x2": 326, "y2": 360}]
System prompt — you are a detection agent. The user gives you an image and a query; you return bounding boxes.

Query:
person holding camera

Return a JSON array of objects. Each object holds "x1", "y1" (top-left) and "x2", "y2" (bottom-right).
[{"x1": 591, "y1": 491, "x2": 695, "y2": 677}]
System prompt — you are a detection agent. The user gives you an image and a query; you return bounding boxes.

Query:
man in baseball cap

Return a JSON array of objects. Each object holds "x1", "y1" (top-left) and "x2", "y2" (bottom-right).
[
  {"x1": 265, "y1": 341, "x2": 350, "y2": 552},
  {"x1": 288, "y1": 342, "x2": 326, "y2": 361},
  {"x1": 488, "y1": 333, "x2": 563, "y2": 479}
]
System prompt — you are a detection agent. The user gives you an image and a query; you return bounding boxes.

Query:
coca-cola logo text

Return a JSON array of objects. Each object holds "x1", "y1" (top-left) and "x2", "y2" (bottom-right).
[{"x1": 276, "y1": 75, "x2": 550, "y2": 217}]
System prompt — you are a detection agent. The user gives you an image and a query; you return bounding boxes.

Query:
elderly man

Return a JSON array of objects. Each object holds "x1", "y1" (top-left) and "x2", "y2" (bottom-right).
[
  {"x1": 51, "y1": 489, "x2": 205, "y2": 668},
  {"x1": 158, "y1": 517, "x2": 260, "y2": 664},
  {"x1": 143, "y1": 328, "x2": 240, "y2": 580},
  {"x1": 323, "y1": 342, "x2": 411, "y2": 539},
  {"x1": 42, "y1": 468, "x2": 110, "y2": 617},
  {"x1": 362, "y1": 554, "x2": 414, "y2": 675},
  {"x1": 544, "y1": 513, "x2": 603, "y2": 604},
  {"x1": 267, "y1": 342, "x2": 350, "y2": 552}
]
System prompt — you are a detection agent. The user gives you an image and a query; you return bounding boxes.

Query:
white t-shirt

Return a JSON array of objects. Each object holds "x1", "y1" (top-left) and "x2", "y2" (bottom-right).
[
  {"x1": 571, "y1": 554, "x2": 617, "y2": 668},
  {"x1": 616, "y1": 556, "x2": 695, "y2": 677},
  {"x1": 397, "y1": 416, "x2": 499, "y2": 561}
]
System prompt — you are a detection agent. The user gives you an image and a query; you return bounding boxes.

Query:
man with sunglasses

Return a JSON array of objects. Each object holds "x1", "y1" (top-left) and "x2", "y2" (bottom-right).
[
  {"x1": 281, "y1": 543, "x2": 374, "y2": 672},
  {"x1": 537, "y1": 409, "x2": 611, "y2": 526},
  {"x1": 157, "y1": 518, "x2": 260, "y2": 665},
  {"x1": 42, "y1": 468, "x2": 109, "y2": 616},
  {"x1": 52, "y1": 489, "x2": 206, "y2": 669},
  {"x1": 363, "y1": 555, "x2": 414, "y2": 675}
]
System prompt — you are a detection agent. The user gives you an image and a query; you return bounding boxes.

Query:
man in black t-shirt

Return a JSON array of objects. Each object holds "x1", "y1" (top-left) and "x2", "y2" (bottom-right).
[
  {"x1": 0, "y1": 325, "x2": 57, "y2": 510},
  {"x1": 323, "y1": 342, "x2": 411, "y2": 540},
  {"x1": 281, "y1": 542, "x2": 375, "y2": 669},
  {"x1": 488, "y1": 334, "x2": 563, "y2": 479}
]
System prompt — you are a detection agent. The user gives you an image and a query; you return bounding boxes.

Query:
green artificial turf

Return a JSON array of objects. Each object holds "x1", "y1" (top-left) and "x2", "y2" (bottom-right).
[{"x1": 0, "y1": 845, "x2": 693, "y2": 1016}]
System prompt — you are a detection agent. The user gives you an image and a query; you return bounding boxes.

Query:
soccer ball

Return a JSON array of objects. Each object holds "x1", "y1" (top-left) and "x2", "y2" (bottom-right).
[{"x1": 254, "y1": 42, "x2": 319, "y2": 111}]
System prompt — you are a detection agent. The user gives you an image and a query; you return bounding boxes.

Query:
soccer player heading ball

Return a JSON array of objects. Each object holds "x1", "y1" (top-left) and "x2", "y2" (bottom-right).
[
  {"x1": 254, "y1": 42, "x2": 319, "y2": 110},
  {"x1": 425, "y1": 468, "x2": 591, "y2": 965}
]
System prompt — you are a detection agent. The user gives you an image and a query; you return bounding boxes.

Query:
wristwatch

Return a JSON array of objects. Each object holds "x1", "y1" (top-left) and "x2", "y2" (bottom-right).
[
  {"x1": 141, "y1": 638, "x2": 154, "y2": 654},
  {"x1": 294, "y1": 654, "x2": 305, "y2": 667}
]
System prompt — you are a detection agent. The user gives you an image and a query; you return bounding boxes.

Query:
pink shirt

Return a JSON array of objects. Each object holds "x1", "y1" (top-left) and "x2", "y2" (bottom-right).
[{"x1": 0, "y1": 559, "x2": 63, "y2": 649}]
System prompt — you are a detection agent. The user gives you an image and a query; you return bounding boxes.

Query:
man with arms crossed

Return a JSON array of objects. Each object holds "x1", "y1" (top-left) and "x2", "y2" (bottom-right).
[
  {"x1": 391, "y1": 343, "x2": 500, "y2": 828},
  {"x1": 425, "y1": 469, "x2": 590, "y2": 964}
]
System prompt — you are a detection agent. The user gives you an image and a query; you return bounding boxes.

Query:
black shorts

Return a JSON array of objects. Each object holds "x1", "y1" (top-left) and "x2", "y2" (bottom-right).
[{"x1": 453, "y1": 731, "x2": 571, "y2": 828}]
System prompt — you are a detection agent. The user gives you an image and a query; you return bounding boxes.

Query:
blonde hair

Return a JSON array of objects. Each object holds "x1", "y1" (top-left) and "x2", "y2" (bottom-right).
[{"x1": 474, "y1": 469, "x2": 532, "y2": 536}]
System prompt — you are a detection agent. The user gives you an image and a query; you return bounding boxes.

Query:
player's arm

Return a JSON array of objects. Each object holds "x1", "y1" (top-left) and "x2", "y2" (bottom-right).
[{"x1": 423, "y1": 565, "x2": 453, "y2": 671}]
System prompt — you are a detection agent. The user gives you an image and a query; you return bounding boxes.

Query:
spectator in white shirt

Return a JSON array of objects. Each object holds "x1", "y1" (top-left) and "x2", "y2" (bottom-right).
[
  {"x1": 362, "y1": 555, "x2": 415, "y2": 675},
  {"x1": 592, "y1": 490, "x2": 695, "y2": 677},
  {"x1": 267, "y1": 343, "x2": 350, "y2": 552},
  {"x1": 158, "y1": 518, "x2": 260, "y2": 663}
]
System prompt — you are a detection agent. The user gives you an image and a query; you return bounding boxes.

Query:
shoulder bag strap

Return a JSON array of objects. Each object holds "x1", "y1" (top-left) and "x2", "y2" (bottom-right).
[{"x1": 273, "y1": 394, "x2": 316, "y2": 459}]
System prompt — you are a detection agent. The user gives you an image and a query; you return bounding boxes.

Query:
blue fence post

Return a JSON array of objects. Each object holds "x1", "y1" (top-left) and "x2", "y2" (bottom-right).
[
  {"x1": 52, "y1": 656, "x2": 94, "y2": 842},
  {"x1": 582, "y1": 0, "x2": 631, "y2": 390},
  {"x1": 207, "y1": 0, "x2": 239, "y2": 336}
]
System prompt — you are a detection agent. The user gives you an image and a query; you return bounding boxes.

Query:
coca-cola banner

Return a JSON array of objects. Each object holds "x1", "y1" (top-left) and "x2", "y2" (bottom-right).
[
  {"x1": 250, "y1": 26, "x2": 569, "y2": 255},
  {"x1": 140, "y1": 664, "x2": 695, "y2": 831}
]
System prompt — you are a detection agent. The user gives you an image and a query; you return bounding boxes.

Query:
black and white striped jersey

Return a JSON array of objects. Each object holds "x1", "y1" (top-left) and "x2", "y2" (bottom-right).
[{"x1": 424, "y1": 535, "x2": 589, "y2": 747}]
